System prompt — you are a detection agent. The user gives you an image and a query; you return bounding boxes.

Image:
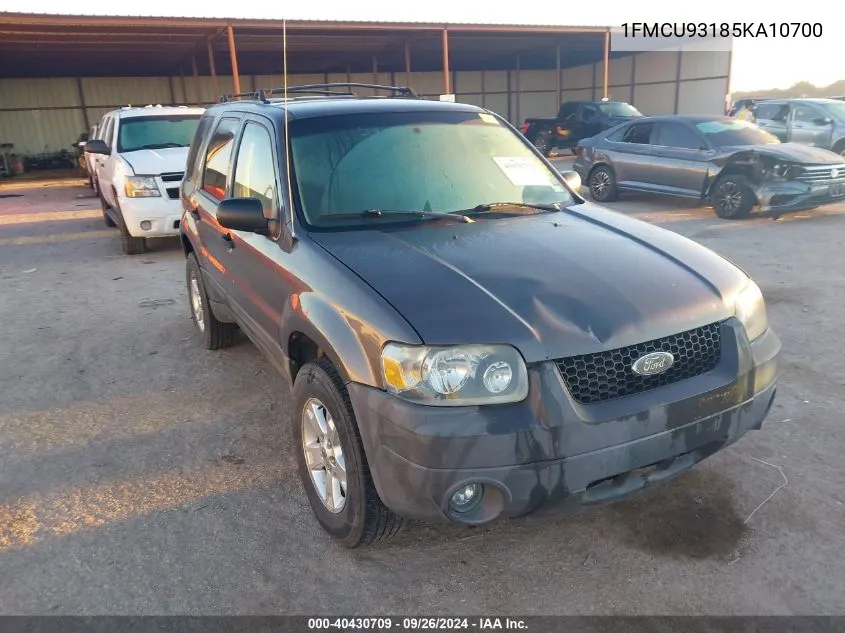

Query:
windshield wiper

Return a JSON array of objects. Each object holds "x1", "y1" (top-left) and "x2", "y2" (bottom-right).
[
  {"x1": 462, "y1": 201, "x2": 563, "y2": 215},
  {"x1": 324, "y1": 209, "x2": 474, "y2": 223}
]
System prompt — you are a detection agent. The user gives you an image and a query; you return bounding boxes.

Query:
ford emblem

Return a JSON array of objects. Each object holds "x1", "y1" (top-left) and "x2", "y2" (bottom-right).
[{"x1": 631, "y1": 351, "x2": 675, "y2": 376}]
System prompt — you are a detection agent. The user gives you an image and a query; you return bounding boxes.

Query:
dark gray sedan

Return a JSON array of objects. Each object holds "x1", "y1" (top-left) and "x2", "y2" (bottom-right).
[{"x1": 572, "y1": 115, "x2": 845, "y2": 219}]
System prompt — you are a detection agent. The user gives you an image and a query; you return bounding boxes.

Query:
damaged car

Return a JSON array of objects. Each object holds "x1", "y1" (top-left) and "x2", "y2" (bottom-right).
[
  {"x1": 573, "y1": 115, "x2": 845, "y2": 218},
  {"x1": 180, "y1": 86, "x2": 781, "y2": 547}
]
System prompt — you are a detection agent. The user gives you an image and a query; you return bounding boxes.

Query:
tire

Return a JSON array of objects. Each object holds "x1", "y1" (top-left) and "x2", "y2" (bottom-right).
[
  {"x1": 833, "y1": 140, "x2": 845, "y2": 157},
  {"x1": 532, "y1": 129, "x2": 553, "y2": 157},
  {"x1": 99, "y1": 192, "x2": 117, "y2": 228},
  {"x1": 185, "y1": 252, "x2": 237, "y2": 350},
  {"x1": 87, "y1": 173, "x2": 93, "y2": 188},
  {"x1": 711, "y1": 174, "x2": 755, "y2": 219},
  {"x1": 111, "y1": 195, "x2": 147, "y2": 255},
  {"x1": 588, "y1": 165, "x2": 619, "y2": 202},
  {"x1": 292, "y1": 358, "x2": 405, "y2": 548}
]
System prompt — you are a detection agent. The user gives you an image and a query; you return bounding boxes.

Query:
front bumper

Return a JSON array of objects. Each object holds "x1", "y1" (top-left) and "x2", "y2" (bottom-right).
[
  {"x1": 756, "y1": 179, "x2": 845, "y2": 214},
  {"x1": 117, "y1": 195, "x2": 183, "y2": 238},
  {"x1": 349, "y1": 320, "x2": 780, "y2": 524}
]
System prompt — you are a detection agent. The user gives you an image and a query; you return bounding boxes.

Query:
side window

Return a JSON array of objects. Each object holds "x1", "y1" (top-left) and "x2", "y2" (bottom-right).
[
  {"x1": 100, "y1": 118, "x2": 113, "y2": 147},
  {"x1": 793, "y1": 105, "x2": 822, "y2": 124},
  {"x1": 201, "y1": 117, "x2": 241, "y2": 201},
  {"x1": 605, "y1": 125, "x2": 627, "y2": 142},
  {"x1": 581, "y1": 106, "x2": 599, "y2": 122},
  {"x1": 621, "y1": 122, "x2": 655, "y2": 144},
  {"x1": 185, "y1": 115, "x2": 214, "y2": 182},
  {"x1": 755, "y1": 104, "x2": 780, "y2": 121},
  {"x1": 559, "y1": 103, "x2": 577, "y2": 121},
  {"x1": 654, "y1": 122, "x2": 703, "y2": 150},
  {"x1": 232, "y1": 122, "x2": 278, "y2": 219}
]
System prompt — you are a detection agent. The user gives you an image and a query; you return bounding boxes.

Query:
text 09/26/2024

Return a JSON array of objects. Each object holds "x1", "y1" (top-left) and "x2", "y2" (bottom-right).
[{"x1": 621, "y1": 22, "x2": 823, "y2": 38}]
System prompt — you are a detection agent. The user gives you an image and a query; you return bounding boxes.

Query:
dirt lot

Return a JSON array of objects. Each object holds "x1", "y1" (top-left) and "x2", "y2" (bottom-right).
[{"x1": 1, "y1": 170, "x2": 844, "y2": 615}]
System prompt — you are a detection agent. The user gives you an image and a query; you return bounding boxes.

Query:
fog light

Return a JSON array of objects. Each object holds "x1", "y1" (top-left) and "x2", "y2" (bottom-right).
[
  {"x1": 449, "y1": 483, "x2": 483, "y2": 513},
  {"x1": 140, "y1": 221, "x2": 152, "y2": 230}
]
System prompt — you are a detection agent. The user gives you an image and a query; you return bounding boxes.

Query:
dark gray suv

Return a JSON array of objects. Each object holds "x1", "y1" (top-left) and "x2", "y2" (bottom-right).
[{"x1": 179, "y1": 84, "x2": 781, "y2": 547}]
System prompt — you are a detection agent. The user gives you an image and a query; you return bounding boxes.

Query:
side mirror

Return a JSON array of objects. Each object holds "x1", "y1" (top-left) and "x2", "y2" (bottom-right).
[
  {"x1": 83, "y1": 139, "x2": 110, "y2": 155},
  {"x1": 814, "y1": 117, "x2": 833, "y2": 126},
  {"x1": 217, "y1": 197, "x2": 268, "y2": 233},
  {"x1": 560, "y1": 170, "x2": 582, "y2": 192}
]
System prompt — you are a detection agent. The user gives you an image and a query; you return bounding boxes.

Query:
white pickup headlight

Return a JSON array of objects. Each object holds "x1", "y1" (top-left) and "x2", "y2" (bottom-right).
[
  {"x1": 124, "y1": 176, "x2": 161, "y2": 198},
  {"x1": 380, "y1": 343, "x2": 529, "y2": 406},
  {"x1": 734, "y1": 280, "x2": 768, "y2": 342}
]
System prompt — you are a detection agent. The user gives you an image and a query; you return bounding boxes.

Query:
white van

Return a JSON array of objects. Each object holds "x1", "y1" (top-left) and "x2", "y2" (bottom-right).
[{"x1": 85, "y1": 105, "x2": 205, "y2": 255}]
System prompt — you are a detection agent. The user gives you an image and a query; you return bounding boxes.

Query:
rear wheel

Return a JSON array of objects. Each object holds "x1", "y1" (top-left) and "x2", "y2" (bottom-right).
[
  {"x1": 185, "y1": 252, "x2": 237, "y2": 349},
  {"x1": 292, "y1": 358, "x2": 405, "y2": 548},
  {"x1": 532, "y1": 129, "x2": 553, "y2": 157},
  {"x1": 711, "y1": 175, "x2": 755, "y2": 219},
  {"x1": 588, "y1": 165, "x2": 619, "y2": 202}
]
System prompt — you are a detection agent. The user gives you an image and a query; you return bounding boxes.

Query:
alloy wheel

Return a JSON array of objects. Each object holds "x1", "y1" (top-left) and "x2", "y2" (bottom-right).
[
  {"x1": 301, "y1": 397, "x2": 347, "y2": 513},
  {"x1": 189, "y1": 273, "x2": 205, "y2": 332}
]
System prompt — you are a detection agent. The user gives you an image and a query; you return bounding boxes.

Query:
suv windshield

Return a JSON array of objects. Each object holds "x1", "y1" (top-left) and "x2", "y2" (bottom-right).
[
  {"x1": 694, "y1": 119, "x2": 780, "y2": 147},
  {"x1": 117, "y1": 115, "x2": 201, "y2": 153},
  {"x1": 598, "y1": 102, "x2": 642, "y2": 117},
  {"x1": 289, "y1": 110, "x2": 575, "y2": 229}
]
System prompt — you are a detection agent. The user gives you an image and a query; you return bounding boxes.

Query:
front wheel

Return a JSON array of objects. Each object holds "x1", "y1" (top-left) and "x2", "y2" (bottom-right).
[
  {"x1": 711, "y1": 175, "x2": 755, "y2": 219},
  {"x1": 185, "y1": 252, "x2": 237, "y2": 350},
  {"x1": 588, "y1": 165, "x2": 619, "y2": 202},
  {"x1": 292, "y1": 358, "x2": 405, "y2": 548}
]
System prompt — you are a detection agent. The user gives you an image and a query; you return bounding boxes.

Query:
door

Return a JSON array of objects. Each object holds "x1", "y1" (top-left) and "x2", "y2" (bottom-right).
[
  {"x1": 223, "y1": 116, "x2": 290, "y2": 350},
  {"x1": 572, "y1": 104, "x2": 603, "y2": 143},
  {"x1": 610, "y1": 121, "x2": 658, "y2": 189},
  {"x1": 93, "y1": 115, "x2": 114, "y2": 197},
  {"x1": 194, "y1": 115, "x2": 244, "y2": 293},
  {"x1": 647, "y1": 122, "x2": 710, "y2": 197},
  {"x1": 754, "y1": 102, "x2": 789, "y2": 141},
  {"x1": 789, "y1": 103, "x2": 833, "y2": 146},
  {"x1": 555, "y1": 102, "x2": 581, "y2": 147}
]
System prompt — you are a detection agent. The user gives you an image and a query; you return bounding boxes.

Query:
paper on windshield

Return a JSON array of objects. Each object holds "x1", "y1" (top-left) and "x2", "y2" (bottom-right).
[
  {"x1": 493, "y1": 156, "x2": 551, "y2": 186},
  {"x1": 478, "y1": 113, "x2": 498, "y2": 124}
]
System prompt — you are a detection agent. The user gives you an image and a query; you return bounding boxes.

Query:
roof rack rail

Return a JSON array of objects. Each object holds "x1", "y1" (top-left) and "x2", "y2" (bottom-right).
[{"x1": 219, "y1": 83, "x2": 417, "y2": 103}]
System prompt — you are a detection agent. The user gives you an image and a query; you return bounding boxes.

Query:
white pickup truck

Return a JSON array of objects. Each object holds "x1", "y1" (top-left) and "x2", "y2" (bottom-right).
[{"x1": 85, "y1": 105, "x2": 205, "y2": 255}]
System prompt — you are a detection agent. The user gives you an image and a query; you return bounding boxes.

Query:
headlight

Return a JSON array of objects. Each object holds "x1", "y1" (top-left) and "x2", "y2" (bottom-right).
[
  {"x1": 380, "y1": 343, "x2": 529, "y2": 406},
  {"x1": 734, "y1": 280, "x2": 768, "y2": 342},
  {"x1": 124, "y1": 176, "x2": 161, "y2": 198}
]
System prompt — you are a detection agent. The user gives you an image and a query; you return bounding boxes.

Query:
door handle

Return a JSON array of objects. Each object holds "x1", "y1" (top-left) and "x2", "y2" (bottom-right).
[
  {"x1": 188, "y1": 206, "x2": 200, "y2": 220},
  {"x1": 221, "y1": 233, "x2": 234, "y2": 249}
]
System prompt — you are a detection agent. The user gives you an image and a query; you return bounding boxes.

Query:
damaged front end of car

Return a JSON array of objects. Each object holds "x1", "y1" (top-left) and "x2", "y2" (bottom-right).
[{"x1": 708, "y1": 150, "x2": 845, "y2": 217}]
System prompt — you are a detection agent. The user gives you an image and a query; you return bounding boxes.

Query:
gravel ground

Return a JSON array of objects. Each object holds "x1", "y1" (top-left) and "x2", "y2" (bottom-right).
[{"x1": 1, "y1": 171, "x2": 844, "y2": 615}]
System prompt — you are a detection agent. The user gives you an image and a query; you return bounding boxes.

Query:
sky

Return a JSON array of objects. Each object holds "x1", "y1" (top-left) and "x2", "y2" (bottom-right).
[{"x1": 0, "y1": 0, "x2": 841, "y2": 92}]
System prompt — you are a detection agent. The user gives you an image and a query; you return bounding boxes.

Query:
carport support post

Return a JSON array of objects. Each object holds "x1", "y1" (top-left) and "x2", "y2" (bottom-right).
[
  {"x1": 227, "y1": 25, "x2": 241, "y2": 95},
  {"x1": 556, "y1": 44, "x2": 562, "y2": 104},
  {"x1": 372, "y1": 56, "x2": 378, "y2": 85},
  {"x1": 75, "y1": 77, "x2": 90, "y2": 130},
  {"x1": 404, "y1": 40, "x2": 412, "y2": 87},
  {"x1": 180, "y1": 69, "x2": 187, "y2": 106},
  {"x1": 207, "y1": 41, "x2": 219, "y2": 101},
  {"x1": 191, "y1": 55, "x2": 200, "y2": 105},
  {"x1": 674, "y1": 50, "x2": 683, "y2": 114},
  {"x1": 602, "y1": 29, "x2": 610, "y2": 99},
  {"x1": 515, "y1": 55, "x2": 521, "y2": 127},
  {"x1": 441, "y1": 28, "x2": 451, "y2": 95}
]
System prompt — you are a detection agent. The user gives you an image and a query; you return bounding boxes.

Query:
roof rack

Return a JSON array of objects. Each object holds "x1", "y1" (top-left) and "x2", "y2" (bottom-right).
[{"x1": 219, "y1": 82, "x2": 417, "y2": 103}]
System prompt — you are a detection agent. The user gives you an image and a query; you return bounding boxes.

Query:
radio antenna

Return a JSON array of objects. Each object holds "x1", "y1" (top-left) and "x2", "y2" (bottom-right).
[{"x1": 282, "y1": 19, "x2": 295, "y2": 239}]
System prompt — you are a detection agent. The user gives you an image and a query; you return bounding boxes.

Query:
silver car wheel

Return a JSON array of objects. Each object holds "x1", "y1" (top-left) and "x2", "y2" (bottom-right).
[
  {"x1": 189, "y1": 273, "x2": 205, "y2": 332},
  {"x1": 591, "y1": 170, "x2": 611, "y2": 198},
  {"x1": 302, "y1": 397, "x2": 347, "y2": 513},
  {"x1": 715, "y1": 181, "x2": 742, "y2": 215}
]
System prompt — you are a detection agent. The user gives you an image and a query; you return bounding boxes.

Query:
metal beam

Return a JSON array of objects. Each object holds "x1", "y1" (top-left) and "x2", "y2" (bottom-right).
[
  {"x1": 441, "y1": 28, "x2": 451, "y2": 94},
  {"x1": 674, "y1": 50, "x2": 683, "y2": 113},
  {"x1": 227, "y1": 24, "x2": 241, "y2": 94},
  {"x1": 404, "y1": 40, "x2": 411, "y2": 87},
  {"x1": 75, "y1": 77, "x2": 90, "y2": 129},
  {"x1": 168, "y1": 76, "x2": 176, "y2": 105},
  {"x1": 556, "y1": 44, "x2": 561, "y2": 104},
  {"x1": 207, "y1": 41, "x2": 219, "y2": 99},
  {"x1": 191, "y1": 55, "x2": 199, "y2": 105},
  {"x1": 602, "y1": 29, "x2": 610, "y2": 99},
  {"x1": 180, "y1": 69, "x2": 187, "y2": 105},
  {"x1": 515, "y1": 54, "x2": 521, "y2": 126}
]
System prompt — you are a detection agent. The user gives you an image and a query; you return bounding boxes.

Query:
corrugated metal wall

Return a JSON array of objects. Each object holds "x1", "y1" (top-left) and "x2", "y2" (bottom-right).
[{"x1": 0, "y1": 51, "x2": 729, "y2": 155}]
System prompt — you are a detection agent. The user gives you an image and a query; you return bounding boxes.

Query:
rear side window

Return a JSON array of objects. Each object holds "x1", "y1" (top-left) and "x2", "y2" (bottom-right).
[
  {"x1": 654, "y1": 122, "x2": 703, "y2": 149},
  {"x1": 185, "y1": 116, "x2": 214, "y2": 183},
  {"x1": 202, "y1": 117, "x2": 241, "y2": 201},
  {"x1": 756, "y1": 103, "x2": 788, "y2": 122},
  {"x1": 621, "y1": 122, "x2": 655, "y2": 144}
]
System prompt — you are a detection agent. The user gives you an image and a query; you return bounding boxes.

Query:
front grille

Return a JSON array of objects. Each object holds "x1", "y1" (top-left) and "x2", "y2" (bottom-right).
[
  {"x1": 556, "y1": 322, "x2": 723, "y2": 405},
  {"x1": 160, "y1": 172, "x2": 184, "y2": 183},
  {"x1": 793, "y1": 164, "x2": 845, "y2": 184}
]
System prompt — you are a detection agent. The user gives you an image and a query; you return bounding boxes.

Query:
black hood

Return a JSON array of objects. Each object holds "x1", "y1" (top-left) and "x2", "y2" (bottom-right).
[
  {"x1": 721, "y1": 142, "x2": 845, "y2": 165},
  {"x1": 310, "y1": 204, "x2": 749, "y2": 362}
]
